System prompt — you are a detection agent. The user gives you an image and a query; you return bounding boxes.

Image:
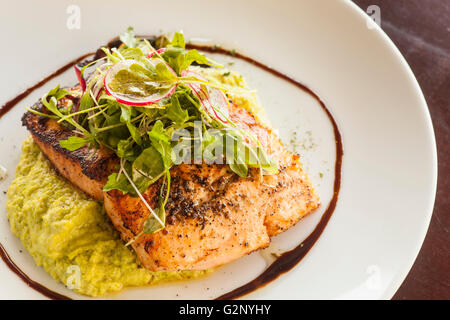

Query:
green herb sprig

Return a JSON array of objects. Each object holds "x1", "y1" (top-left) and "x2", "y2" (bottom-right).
[{"x1": 35, "y1": 28, "x2": 278, "y2": 237}]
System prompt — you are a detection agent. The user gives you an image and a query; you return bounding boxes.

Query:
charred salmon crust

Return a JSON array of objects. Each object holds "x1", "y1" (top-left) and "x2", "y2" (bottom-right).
[{"x1": 22, "y1": 100, "x2": 118, "y2": 200}]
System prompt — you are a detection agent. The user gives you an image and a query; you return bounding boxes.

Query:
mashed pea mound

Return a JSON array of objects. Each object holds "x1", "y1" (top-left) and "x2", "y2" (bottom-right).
[
  {"x1": 6, "y1": 68, "x2": 265, "y2": 297},
  {"x1": 6, "y1": 138, "x2": 209, "y2": 297}
]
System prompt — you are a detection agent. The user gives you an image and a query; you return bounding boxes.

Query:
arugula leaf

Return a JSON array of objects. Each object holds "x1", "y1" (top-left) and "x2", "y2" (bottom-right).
[
  {"x1": 148, "y1": 120, "x2": 172, "y2": 169},
  {"x1": 127, "y1": 122, "x2": 141, "y2": 145},
  {"x1": 182, "y1": 49, "x2": 212, "y2": 68},
  {"x1": 228, "y1": 162, "x2": 248, "y2": 178},
  {"x1": 131, "y1": 146, "x2": 165, "y2": 191},
  {"x1": 225, "y1": 133, "x2": 248, "y2": 177},
  {"x1": 103, "y1": 172, "x2": 134, "y2": 194},
  {"x1": 42, "y1": 91, "x2": 64, "y2": 117},
  {"x1": 154, "y1": 61, "x2": 178, "y2": 81},
  {"x1": 101, "y1": 47, "x2": 121, "y2": 64},
  {"x1": 120, "y1": 107, "x2": 142, "y2": 145},
  {"x1": 162, "y1": 41, "x2": 222, "y2": 75},
  {"x1": 119, "y1": 27, "x2": 154, "y2": 55},
  {"x1": 143, "y1": 171, "x2": 170, "y2": 234},
  {"x1": 41, "y1": 86, "x2": 91, "y2": 137},
  {"x1": 47, "y1": 85, "x2": 69, "y2": 101},
  {"x1": 143, "y1": 205, "x2": 166, "y2": 234},
  {"x1": 119, "y1": 47, "x2": 145, "y2": 60},
  {"x1": 120, "y1": 27, "x2": 138, "y2": 48},
  {"x1": 148, "y1": 120, "x2": 169, "y2": 143},
  {"x1": 117, "y1": 139, "x2": 139, "y2": 160},
  {"x1": 164, "y1": 94, "x2": 189, "y2": 125},
  {"x1": 42, "y1": 97, "x2": 62, "y2": 117},
  {"x1": 155, "y1": 35, "x2": 170, "y2": 49},
  {"x1": 79, "y1": 90, "x2": 94, "y2": 111},
  {"x1": 59, "y1": 136, "x2": 88, "y2": 151},
  {"x1": 119, "y1": 105, "x2": 131, "y2": 122},
  {"x1": 171, "y1": 32, "x2": 185, "y2": 49}
]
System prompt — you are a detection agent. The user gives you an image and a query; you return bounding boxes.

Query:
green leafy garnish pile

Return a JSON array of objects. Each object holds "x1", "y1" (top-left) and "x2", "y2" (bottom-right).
[{"x1": 31, "y1": 28, "x2": 278, "y2": 235}]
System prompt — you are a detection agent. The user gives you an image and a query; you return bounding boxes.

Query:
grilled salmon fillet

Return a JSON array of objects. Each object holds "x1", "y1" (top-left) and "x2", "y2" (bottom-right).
[{"x1": 22, "y1": 92, "x2": 319, "y2": 271}]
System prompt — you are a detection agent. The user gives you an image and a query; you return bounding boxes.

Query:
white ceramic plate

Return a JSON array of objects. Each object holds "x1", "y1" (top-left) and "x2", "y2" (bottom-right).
[{"x1": 0, "y1": 0, "x2": 437, "y2": 299}]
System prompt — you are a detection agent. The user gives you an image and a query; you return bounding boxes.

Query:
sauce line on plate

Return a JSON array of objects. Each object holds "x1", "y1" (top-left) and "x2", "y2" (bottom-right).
[
  {"x1": 0, "y1": 53, "x2": 94, "y2": 119},
  {"x1": 186, "y1": 45, "x2": 343, "y2": 300},
  {"x1": 0, "y1": 243, "x2": 69, "y2": 300}
]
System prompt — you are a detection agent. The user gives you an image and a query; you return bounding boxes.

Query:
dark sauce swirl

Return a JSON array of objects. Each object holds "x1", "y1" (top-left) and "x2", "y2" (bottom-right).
[{"x1": 0, "y1": 53, "x2": 93, "y2": 119}]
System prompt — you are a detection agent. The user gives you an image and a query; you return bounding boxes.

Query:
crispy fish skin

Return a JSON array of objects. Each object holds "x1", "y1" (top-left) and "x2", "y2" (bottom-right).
[
  {"x1": 22, "y1": 96, "x2": 320, "y2": 271},
  {"x1": 21, "y1": 99, "x2": 117, "y2": 201}
]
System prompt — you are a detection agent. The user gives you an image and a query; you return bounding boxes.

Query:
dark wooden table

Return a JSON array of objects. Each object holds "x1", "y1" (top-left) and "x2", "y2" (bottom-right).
[{"x1": 353, "y1": 0, "x2": 449, "y2": 300}]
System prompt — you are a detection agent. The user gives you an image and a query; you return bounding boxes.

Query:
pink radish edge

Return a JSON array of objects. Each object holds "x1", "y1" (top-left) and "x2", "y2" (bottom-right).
[
  {"x1": 147, "y1": 48, "x2": 166, "y2": 59},
  {"x1": 74, "y1": 65, "x2": 86, "y2": 92},
  {"x1": 181, "y1": 70, "x2": 229, "y2": 123},
  {"x1": 200, "y1": 86, "x2": 229, "y2": 123}
]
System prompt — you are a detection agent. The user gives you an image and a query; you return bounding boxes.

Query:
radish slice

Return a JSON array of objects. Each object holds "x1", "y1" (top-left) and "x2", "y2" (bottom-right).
[
  {"x1": 74, "y1": 65, "x2": 86, "y2": 92},
  {"x1": 104, "y1": 59, "x2": 177, "y2": 106},
  {"x1": 92, "y1": 75, "x2": 104, "y2": 100},
  {"x1": 181, "y1": 70, "x2": 229, "y2": 123},
  {"x1": 74, "y1": 58, "x2": 105, "y2": 93},
  {"x1": 147, "y1": 48, "x2": 166, "y2": 59},
  {"x1": 89, "y1": 64, "x2": 109, "y2": 100}
]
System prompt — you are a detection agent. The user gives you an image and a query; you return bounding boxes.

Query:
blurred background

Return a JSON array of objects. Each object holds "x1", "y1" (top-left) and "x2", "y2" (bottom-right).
[{"x1": 353, "y1": 0, "x2": 449, "y2": 300}]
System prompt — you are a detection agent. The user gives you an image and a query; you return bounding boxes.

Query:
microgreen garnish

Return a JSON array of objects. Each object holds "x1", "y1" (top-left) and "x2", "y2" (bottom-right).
[{"x1": 35, "y1": 28, "x2": 278, "y2": 237}]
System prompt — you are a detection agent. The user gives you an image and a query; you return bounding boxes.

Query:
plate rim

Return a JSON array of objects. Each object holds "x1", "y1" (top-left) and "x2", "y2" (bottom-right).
[{"x1": 344, "y1": 0, "x2": 438, "y2": 300}]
